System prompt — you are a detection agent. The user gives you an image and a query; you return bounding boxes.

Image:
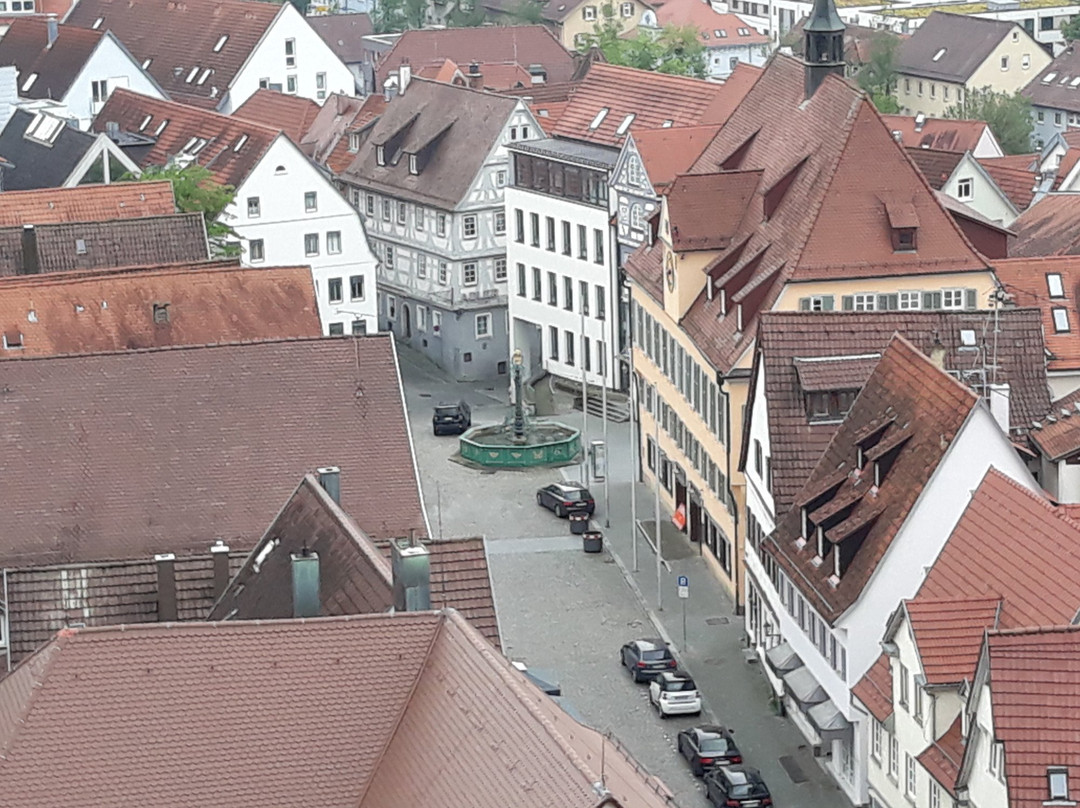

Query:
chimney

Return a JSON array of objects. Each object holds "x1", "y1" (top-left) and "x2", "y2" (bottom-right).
[
  {"x1": 802, "y1": 0, "x2": 846, "y2": 99},
  {"x1": 105, "y1": 120, "x2": 119, "y2": 138},
  {"x1": 317, "y1": 466, "x2": 341, "y2": 504},
  {"x1": 914, "y1": 113, "x2": 926, "y2": 133},
  {"x1": 988, "y1": 383, "x2": 1011, "y2": 434},
  {"x1": 155, "y1": 553, "x2": 178, "y2": 622},
  {"x1": 399, "y1": 60, "x2": 412, "y2": 93},
  {"x1": 46, "y1": 14, "x2": 58, "y2": 47},
  {"x1": 20, "y1": 224, "x2": 39, "y2": 275},
  {"x1": 466, "y1": 65, "x2": 484, "y2": 90},
  {"x1": 291, "y1": 550, "x2": 320, "y2": 618},
  {"x1": 468, "y1": 61, "x2": 480, "y2": 74},
  {"x1": 210, "y1": 539, "x2": 230, "y2": 599},
  {"x1": 928, "y1": 337, "x2": 946, "y2": 369},
  {"x1": 391, "y1": 539, "x2": 431, "y2": 611}
]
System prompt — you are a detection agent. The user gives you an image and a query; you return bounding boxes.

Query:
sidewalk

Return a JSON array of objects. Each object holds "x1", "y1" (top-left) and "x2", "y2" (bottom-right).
[{"x1": 563, "y1": 421, "x2": 846, "y2": 808}]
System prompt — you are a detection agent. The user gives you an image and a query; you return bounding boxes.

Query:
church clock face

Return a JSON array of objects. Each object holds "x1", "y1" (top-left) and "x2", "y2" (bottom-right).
[{"x1": 665, "y1": 252, "x2": 676, "y2": 291}]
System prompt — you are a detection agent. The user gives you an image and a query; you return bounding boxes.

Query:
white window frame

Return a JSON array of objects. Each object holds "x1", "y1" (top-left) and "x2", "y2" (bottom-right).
[
  {"x1": 304, "y1": 191, "x2": 317, "y2": 212},
  {"x1": 247, "y1": 196, "x2": 260, "y2": 218},
  {"x1": 956, "y1": 176, "x2": 974, "y2": 200},
  {"x1": 905, "y1": 753, "x2": 917, "y2": 798},
  {"x1": 854, "y1": 293, "x2": 877, "y2": 311},
  {"x1": 1048, "y1": 273, "x2": 1065, "y2": 297},
  {"x1": 304, "y1": 233, "x2": 319, "y2": 256},
  {"x1": 417, "y1": 253, "x2": 427, "y2": 279},
  {"x1": 432, "y1": 310, "x2": 442, "y2": 332},
  {"x1": 898, "y1": 290, "x2": 921, "y2": 310},
  {"x1": 495, "y1": 211, "x2": 506, "y2": 234},
  {"x1": 475, "y1": 312, "x2": 492, "y2": 339},
  {"x1": 438, "y1": 262, "x2": 450, "y2": 285},
  {"x1": 350, "y1": 274, "x2": 364, "y2": 300},
  {"x1": 463, "y1": 214, "x2": 478, "y2": 239},
  {"x1": 889, "y1": 734, "x2": 899, "y2": 779},
  {"x1": 871, "y1": 720, "x2": 883, "y2": 763},
  {"x1": 249, "y1": 238, "x2": 264, "y2": 263},
  {"x1": 942, "y1": 288, "x2": 965, "y2": 310},
  {"x1": 494, "y1": 257, "x2": 507, "y2": 281},
  {"x1": 463, "y1": 263, "x2": 478, "y2": 286},
  {"x1": 417, "y1": 305, "x2": 427, "y2": 331},
  {"x1": 326, "y1": 231, "x2": 342, "y2": 255},
  {"x1": 328, "y1": 277, "x2": 343, "y2": 304}
]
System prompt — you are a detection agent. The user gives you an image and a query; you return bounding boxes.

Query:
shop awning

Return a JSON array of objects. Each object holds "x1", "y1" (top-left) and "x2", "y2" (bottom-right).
[
  {"x1": 808, "y1": 699, "x2": 853, "y2": 744},
  {"x1": 765, "y1": 641, "x2": 803, "y2": 676},
  {"x1": 783, "y1": 666, "x2": 828, "y2": 706}
]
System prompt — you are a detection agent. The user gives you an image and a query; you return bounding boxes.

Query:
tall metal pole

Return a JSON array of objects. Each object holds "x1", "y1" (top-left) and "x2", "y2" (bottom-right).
[
  {"x1": 581, "y1": 306, "x2": 588, "y2": 483},
  {"x1": 602, "y1": 346, "x2": 610, "y2": 528},
  {"x1": 654, "y1": 384, "x2": 663, "y2": 612},
  {"x1": 629, "y1": 352, "x2": 639, "y2": 570}
]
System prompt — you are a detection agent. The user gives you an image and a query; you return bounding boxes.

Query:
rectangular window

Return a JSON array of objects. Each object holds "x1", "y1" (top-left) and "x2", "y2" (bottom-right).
[
  {"x1": 382, "y1": 199, "x2": 391, "y2": 221},
  {"x1": 905, "y1": 753, "x2": 916, "y2": 798},
  {"x1": 898, "y1": 663, "x2": 909, "y2": 709},
  {"x1": 549, "y1": 325, "x2": 559, "y2": 360},
  {"x1": 853, "y1": 293, "x2": 876, "y2": 311},
  {"x1": 515, "y1": 209, "x2": 524, "y2": 243},
  {"x1": 326, "y1": 231, "x2": 341, "y2": 254},
  {"x1": 957, "y1": 177, "x2": 973, "y2": 200},
  {"x1": 463, "y1": 263, "x2": 478, "y2": 286},
  {"x1": 305, "y1": 191, "x2": 317, "y2": 212},
  {"x1": 495, "y1": 211, "x2": 506, "y2": 234},
  {"x1": 562, "y1": 220, "x2": 572, "y2": 255},
  {"x1": 565, "y1": 330, "x2": 575, "y2": 366},
  {"x1": 350, "y1": 275, "x2": 364, "y2": 300},
  {"x1": 285, "y1": 37, "x2": 295, "y2": 67},
  {"x1": 396, "y1": 202, "x2": 406, "y2": 225},
  {"x1": 286, "y1": 75, "x2": 297, "y2": 94},
  {"x1": 548, "y1": 271, "x2": 558, "y2": 306},
  {"x1": 415, "y1": 205, "x2": 425, "y2": 230},
  {"x1": 249, "y1": 238, "x2": 264, "y2": 262},
  {"x1": 385, "y1": 245, "x2": 394, "y2": 269},
  {"x1": 564, "y1": 276, "x2": 574, "y2": 311},
  {"x1": 416, "y1": 253, "x2": 427, "y2": 279},
  {"x1": 546, "y1": 216, "x2": 556, "y2": 251},
  {"x1": 438, "y1": 262, "x2": 449, "y2": 285},
  {"x1": 594, "y1": 228, "x2": 605, "y2": 264},
  {"x1": 531, "y1": 213, "x2": 540, "y2": 247},
  {"x1": 532, "y1": 266, "x2": 541, "y2": 300},
  {"x1": 328, "y1": 277, "x2": 343, "y2": 303},
  {"x1": 463, "y1": 214, "x2": 478, "y2": 238},
  {"x1": 1049, "y1": 768, "x2": 1069, "y2": 800},
  {"x1": 316, "y1": 71, "x2": 326, "y2": 98},
  {"x1": 914, "y1": 684, "x2": 924, "y2": 723},
  {"x1": 580, "y1": 281, "x2": 590, "y2": 316},
  {"x1": 432, "y1": 310, "x2": 442, "y2": 332},
  {"x1": 517, "y1": 263, "x2": 526, "y2": 297},
  {"x1": 871, "y1": 720, "x2": 883, "y2": 763},
  {"x1": 304, "y1": 233, "x2": 319, "y2": 256},
  {"x1": 351, "y1": 319, "x2": 366, "y2": 336},
  {"x1": 1055, "y1": 307, "x2": 1071, "y2": 332},
  {"x1": 990, "y1": 740, "x2": 1004, "y2": 777},
  {"x1": 365, "y1": 194, "x2": 374, "y2": 216},
  {"x1": 578, "y1": 224, "x2": 588, "y2": 260},
  {"x1": 247, "y1": 196, "x2": 260, "y2": 218},
  {"x1": 92, "y1": 79, "x2": 109, "y2": 104},
  {"x1": 898, "y1": 290, "x2": 921, "y2": 310},
  {"x1": 596, "y1": 286, "x2": 605, "y2": 320},
  {"x1": 942, "y1": 288, "x2": 965, "y2": 309},
  {"x1": 583, "y1": 335, "x2": 591, "y2": 371},
  {"x1": 328, "y1": 322, "x2": 344, "y2": 336},
  {"x1": 475, "y1": 313, "x2": 491, "y2": 339},
  {"x1": 930, "y1": 784, "x2": 941, "y2": 808},
  {"x1": 1049, "y1": 273, "x2": 1065, "y2": 297},
  {"x1": 889, "y1": 735, "x2": 899, "y2": 778},
  {"x1": 495, "y1": 257, "x2": 507, "y2": 281},
  {"x1": 437, "y1": 213, "x2": 447, "y2": 237},
  {"x1": 417, "y1": 305, "x2": 426, "y2": 331}
]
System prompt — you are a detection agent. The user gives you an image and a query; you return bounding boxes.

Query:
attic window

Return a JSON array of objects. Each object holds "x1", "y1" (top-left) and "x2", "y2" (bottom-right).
[
  {"x1": 615, "y1": 113, "x2": 635, "y2": 136},
  {"x1": 588, "y1": 108, "x2": 609, "y2": 130},
  {"x1": 155, "y1": 119, "x2": 169, "y2": 136},
  {"x1": 213, "y1": 34, "x2": 228, "y2": 52},
  {"x1": 1048, "y1": 768, "x2": 1069, "y2": 801},
  {"x1": 959, "y1": 329, "x2": 977, "y2": 347},
  {"x1": 1048, "y1": 272, "x2": 1065, "y2": 298},
  {"x1": 2, "y1": 331, "x2": 23, "y2": 350},
  {"x1": 1054, "y1": 307, "x2": 1070, "y2": 333},
  {"x1": 376, "y1": 144, "x2": 386, "y2": 166},
  {"x1": 92, "y1": 15, "x2": 103, "y2": 28},
  {"x1": 806, "y1": 390, "x2": 857, "y2": 422},
  {"x1": 737, "y1": 27, "x2": 750, "y2": 35},
  {"x1": 233, "y1": 134, "x2": 248, "y2": 152},
  {"x1": 348, "y1": 132, "x2": 361, "y2": 152},
  {"x1": 75, "y1": 238, "x2": 86, "y2": 255},
  {"x1": 185, "y1": 67, "x2": 199, "y2": 83},
  {"x1": 142, "y1": 58, "x2": 152, "y2": 70},
  {"x1": 932, "y1": 47, "x2": 946, "y2": 61},
  {"x1": 893, "y1": 228, "x2": 916, "y2": 251},
  {"x1": 153, "y1": 303, "x2": 169, "y2": 324},
  {"x1": 1044, "y1": 72, "x2": 1058, "y2": 83},
  {"x1": 21, "y1": 73, "x2": 37, "y2": 92},
  {"x1": 717, "y1": 29, "x2": 727, "y2": 37},
  {"x1": 408, "y1": 153, "x2": 418, "y2": 174},
  {"x1": 661, "y1": 119, "x2": 673, "y2": 127},
  {"x1": 197, "y1": 68, "x2": 212, "y2": 85},
  {"x1": 1072, "y1": 77, "x2": 1080, "y2": 88},
  {"x1": 138, "y1": 114, "x2": 152, "y2": 132},
  {"x1": 274, "y1": 165, "x2": 286, "y2": 175}
]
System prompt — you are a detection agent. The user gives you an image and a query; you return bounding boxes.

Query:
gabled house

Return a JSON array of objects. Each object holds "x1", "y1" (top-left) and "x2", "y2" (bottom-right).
[
  {"x1": 894, "y1": 12, "x2": 1050, "y2": 118},
  {"x1": 1022, "y1": 383, "x2": 1080, "y2": 500},
  {"x1": 856, "y1": 469, "x2": 1080, "y2": 808},
  {"x1": 882, "y1": 114, "x2": 1003, "y2": 157},
  {"x1": 0, "y1": 107, "x2": 139, "y2": 189},
  {"x1": 0, "y1": 17, "x2": 165, "y2": 129},
  {"x1": 907, "y1": 148, "x2": 1028, "y2": 226},
  {"x1": 306, "y1": 12, "x2": 371, "y2": 93},
  {"x1": 641, "y1": 0, "x2": 769, "y2": 79},
  {"x1": 96, "y1": 90, "x2": 379, "y2": 335},
  {"x1": 300, "y1": 91, "x2": 385, "y2": 174},
  {"x1": 1022, "y1": 44, "x2": 1080, "y2": 149},
  {"x1": 63, "y1": 0, "x2": 355, "y2": 113},
  {"x1": 340, "y1": 76, "x2": 540, "y2": 381},
  {"x1": 233, "y1": 89, "x2": 320, "y2": 146},
  {"x1": 754, "y1": 337, "x2": 1036, "y2": 804},
  {"x1": 482, "y1": 0, "x2": 655, "y2": 51}
]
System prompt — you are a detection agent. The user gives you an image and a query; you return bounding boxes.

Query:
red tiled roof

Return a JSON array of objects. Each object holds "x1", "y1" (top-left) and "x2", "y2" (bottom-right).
[
  {"x1": 852, "y1": 652, "x2": 893, "y2": 722},
  {"x1": 375, "y1": 25, "x2": 577, "y2": 90},
  {"x1": 652, "y1": 0, "x2": 769, "y2": 46},
  {"x1": 905, "y1": 146, "x2": 963, "y2": 190},
  {"x1": 917, "y1": 715, "x2": 964, "y2": 796},
  {"x1": 302, "y1": 92, "x2": 387, "y2": 174},
  {"x1": 764, "y1": 336, "x2": 979, "y2": 623},
  {"x1": 623, "y1": 236, "x2": 665, "y2": 302},
  {"x1": 94, "y1": 90, "x2": 279, "y2": 187},
  {"x1": 792, "y1": 355, "x2": 879, "y2": 392},
  {"x1": 919, "y1": 469, "x2": 1080, "y2": 631},
  {"x1": 906, "y1": 597, "x2": 1001, "y2": 684},
  {"x1": 0, "y1": 181, "x2": 176, "y2": 225},
  {"x1": 64, "y1": 0, "x2": 281, "y2": 109},
  {"x1": 995, "y1": 254, "x2": 1080, "y2": 372},
  {"x1": 986, "y1": 626, "x2": 1080, "y2": 808},
  {"x1": 233, "y1": 89, "x2": 321, "y2": 145},
  {"x1": 0, "y1": 336, "x2": 428, "y2": 566},
  {"x1": 550, "y1": 61, "x2": 758, "y2": 145},
  {"x1": 881, "y1": 115, "x2": 993, "y2": 154},
  {"x1": 0, "y1": 261, "x2": 321, "y2": 357},
  {"x1": 982, "y1": 153, "x2": 1039, "y2": 173},
  {"x1": 0, "y1": 611, "x2": 675, "y2": 808},
  {"x1": 667, "y1": 171, "x2": 761, "y2": 250},
  {"x1": 1009, "y1": 194, "x2": 1080, "y2": 258},
  {"x1": 1028, "y1": 386, "x2": 1080, "y2": 460},
  {"x1": 979, "y1": 160, "x2": 1037, "y2": 211},
  {"x1": 0, "y1": 19, "x2": 106, "y2": 102},
  {"x1": 633, "y1": 125, "x2": 721, "y2": 189}
]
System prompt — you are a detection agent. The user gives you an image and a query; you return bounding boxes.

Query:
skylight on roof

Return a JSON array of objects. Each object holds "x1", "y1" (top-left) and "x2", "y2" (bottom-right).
[
  {"x1": 189, "y1": 138, "x2": 208, "y2": 155},
  {"x1": 138, "y1": 114, "x2": 152, "y2": 132},
  {"x1": 1062, "y1": 75, "x2": 1071, "y2": 84},
  {"x1": 714, "y1": 29, "x2": 722, "y2": 36},
  {"x1": 661, "y1": 119, "x2": 673, "y2": 128},
  {"x1": 959, "y1": 329, "x2": 977, "y2": 347},
  {"x1": 182, "y1": 136, "x2": 198, "y2": 152},
  {"x1": 92, "y1": 16, "x2": 103, "y2": 28},
  {"x1": 1054, "y1": 307, "x2": 1071, "y2": 332},
  {"x1": 25, "y1": 112, "x2": 63, "y2": 144},
  {"x1": 1071, "y1": 77, "x2": 1080, "y2": 88},
  {"x1": 185, "y1": 67, "x2": 199, "y2": 84},
  {"x1": 932, "y1": 47, "x2": 946, "y2": 61},
  {"x1": 197, "y1": 68, "x2": 212, "y2": 85},
  {"x1": 21, "y1": 73, "x2": 36, "y2": 92},
  {"x1": 154, "y1": 118, "x2": 169, "y2": 136},
  {"x1": 718, "y1": 29, "x2": 727, "y2": 37},
  {"x1": 213, "y1": 34, "x2": 228, "y2": 52},
  {"x1": 233, "y1": 134, "x2": 248, "y2": 152},
  {"x1": 615, "y1": 113, "x2": 635, "y2": 136},
  {"x1": 1044, "y1": 72, "x2": 1057, "y2": 83},
  {"x1": 142, "y1": 58, "x2": 152, "y2": 70},
  {"x1": 588, "y1": 108, "x2": 609, "y2": 130},
  {"x1": 737, "y1": 27, "x2": 750, "y2": 35},
  {"x1": 1048, "y1": 272, "x2": 1065, "y2": 298}
]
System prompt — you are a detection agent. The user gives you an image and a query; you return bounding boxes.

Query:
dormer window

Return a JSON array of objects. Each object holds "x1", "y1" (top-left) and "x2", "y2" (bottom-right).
[
  {"x1": 885, "y1": 199, "x2": 919, "y2": 252},
  {"x1": 2, "y1": 331, "x2": 23, "y2": 350},
  {"x1": 153, "y1": 303, "x2": 169, "y2": 324},
  {"x1": 893, "y1": 227, "x2": 916, "y2": 251},
  {"x1": 376, "y1": 144, "x2": 385, "y2": 166},
  {"x1": 800, "y1": 506, "x2": 809, "y2": 540},
  {"x1": 349, "y1": 132, "x2": 361, "y2": 152},
  {"x1": 1049, "y1": 767, "x2": 1069, "y2": 801},
  {"x1": 806, "y1": 390, "x2": 857, "y2": 422},
  {"x1": 408, "y1": 153, "x2": 418, "y2": 174}
]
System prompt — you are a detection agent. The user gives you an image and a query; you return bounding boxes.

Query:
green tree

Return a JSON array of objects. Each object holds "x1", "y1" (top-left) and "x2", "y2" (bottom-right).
[
  {"x1": 372, "y1": 0, "x2": 427, "y2": 33},
  {"x1": 585, "y1": 16, "x2": 706, "y2": 78},
  {"x1": 504, "y1": 0, "x2": 544, "y2": 23},
  {"x1": 130, "y1": 164, "x2": 241, "y2": 257},
  {"x1": 944, "y1": 86, "x2": 1034, "y2": 155},
  {"x1": 447, "y1": 1, "x2": 487, "y2": 27},
  {"x1": 857, "y1": 33, "x2": 901, "y2": 112},
  {"x1": 1061, "y1": 14, "x2": 1080, "y2": 42}
]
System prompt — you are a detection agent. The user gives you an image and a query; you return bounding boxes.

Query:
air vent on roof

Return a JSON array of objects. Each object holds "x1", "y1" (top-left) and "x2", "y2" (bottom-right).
[
  {"x1": 213, "y1": 34, "x2": 228, "y2": 52},
  {"x1": 588, "y1": 108, "x2": 609, "y2": 130}
]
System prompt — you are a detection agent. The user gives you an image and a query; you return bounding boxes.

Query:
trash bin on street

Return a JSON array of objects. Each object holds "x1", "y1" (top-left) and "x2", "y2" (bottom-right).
[
  {"x1": 569, "y1": 511, "x2": 589, "y2": 535},
  {"x1": 582, "y1": 530, "x2": 603, "y2": 553}
]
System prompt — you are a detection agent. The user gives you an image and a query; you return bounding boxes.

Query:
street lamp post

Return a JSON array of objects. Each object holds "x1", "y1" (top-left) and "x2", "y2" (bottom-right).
[{"x1": 511, "y1": 348, "x2": 525, "y2": 442}]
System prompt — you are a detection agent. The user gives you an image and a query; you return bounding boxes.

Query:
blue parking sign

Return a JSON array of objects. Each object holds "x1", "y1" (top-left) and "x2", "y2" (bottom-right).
[{"x1": 677, "y1": 575, "x2": 689, "y2": 587}]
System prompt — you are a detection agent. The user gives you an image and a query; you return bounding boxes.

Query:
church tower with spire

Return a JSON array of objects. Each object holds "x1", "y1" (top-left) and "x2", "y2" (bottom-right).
[{"x1": 803, "y1": 0, "x2": 846, "y2": 99}]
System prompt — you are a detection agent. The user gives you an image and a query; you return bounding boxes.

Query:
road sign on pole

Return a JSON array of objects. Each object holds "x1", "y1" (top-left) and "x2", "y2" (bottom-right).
[{"x1": 677, "y1": 575, "x2": 689, "y2": 599}]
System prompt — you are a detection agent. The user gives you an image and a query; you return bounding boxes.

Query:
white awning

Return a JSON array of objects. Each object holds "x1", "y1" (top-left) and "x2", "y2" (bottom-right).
[
  {"x1": 783, "y1": 666, "x2": 828, "y2": 706},
  {"x1": 765, "y1": 641, "x2": 803, "y2": 676},
  {"x1": 808, "y1": 699, "x2": 853, "y2": 744}
]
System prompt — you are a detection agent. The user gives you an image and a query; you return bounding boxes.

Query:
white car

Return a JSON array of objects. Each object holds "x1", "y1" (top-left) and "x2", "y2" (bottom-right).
[{"x1": 649, "y1": 670, "x2": 702, "y2": 718}]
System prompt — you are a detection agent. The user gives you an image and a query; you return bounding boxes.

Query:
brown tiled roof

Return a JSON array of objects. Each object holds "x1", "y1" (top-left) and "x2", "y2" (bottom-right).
[
  {"x1": 94, "y1": 90, "x2": 279, "y2": 187},
  {"x1": 0, "y1": 611, "x2": 675, "y2": 808},
  {"x1": 0, "y1": 213, "x2": 208, "y2": 276},
  {"x1": 339, "y1": 79, "x2": 518, "y2": 208},
  {"x1": 0, "y1": 181, "x2": 176, "y2": 225},
  {"x1": 6, "y1": 550, "x2": 247, "y2": 666},
  {"x1": 980, "y1": 160, "x2": 1036, "y2": 211},
  {"x1": 886, "y1": 116, "x2": 993, "y2": 155},
  {"x1": 995, "y1": 255, "x2": 1080, "y2": 372},
  {"x1": 764, "y1": 336, "x2": 979, "y2": 623},
  {"x1": 326, "y1": 94, "x2": 388, "y2": 174},
  {"x1": 550, "y1": 61, "x2": 758, "y2": 146},
  {"x1": 1008, "y1": 194, "x2": 1080, "y2": 258},
  {"x1": 623, "y1": 236, "x2": 664, "y2": 302},
  {"x1": 0, "y1": 261, "x2": 320, "y2": 357},
  {"x1": 792, "y1": 356, "x2": 879, "y2": 392},
  {"x1": 375, "y1": 25, "x2": 577, "y2": 90},
  {"x1": 307, "y1": 12, "x2": 372, "y2": 63},
  {"x1": 208, "y1": 475, "x2": 500, "y2": 646},
  {"x1": 749, "y1": 310, "x2": 1050, "y2": 513},
  {"x1": 0, "y1": 336, "x2": 427, "y2": 567},
  {"x1": 851, "y1": 652, "x2": 893, "y2": 722},
  {"x1": 984, "y1": 625, "x2": 1080, "y2": 808},
  {"x1": 65, "y1": 0, "x2": 281, "y2": 109},
  {"x1": 917, "y1": 715, "x2": 964, "y2": 796},
  {"x1": 667, "y1": 171, "x2": 761, "y2": 250},
  {"x1": 1022, "y1": 44, "x2": 1080, "y2": 115},
  {"x1": 0, "y1": 19, "x2": 107, "y2": 101},
  {"x1": 896, "y1": 12, "x2": 1017, "y2": 83},
  {"x1": 233, "y1": 89, "x2": 321, "y2": 145},
  {"x1": 905, "y1": 597, "x2": 1001, "y2": 684},
  {"x1": 1028, "y1": 386, "x2": 1080, "y2": 460},
  {"x1": 905, "y1": 146, "x2": 963, "y2": 189},
  {"x1": 633, "y1": 125, "x2": 721, "y2": 190},
  {"x1": 632, "y1": 55, "x2": 986, "y2": 374},
  {"x1": 918, "y1": 469, "x2": 1080, "y2": 631}
]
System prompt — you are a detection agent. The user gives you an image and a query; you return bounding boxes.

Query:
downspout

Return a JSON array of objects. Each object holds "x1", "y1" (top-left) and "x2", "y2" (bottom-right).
[
  {"x1": 3, "y1": 567, "x2": 10, "y2": 673},
  {"x1": 719, "y1": 371, "x2": 741, "y2": 615}
]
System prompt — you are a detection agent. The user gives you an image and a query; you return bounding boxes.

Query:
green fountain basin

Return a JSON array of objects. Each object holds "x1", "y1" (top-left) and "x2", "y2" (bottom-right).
[{"x1": 459, "y1": 422, "x2": 581, "y2": 468}]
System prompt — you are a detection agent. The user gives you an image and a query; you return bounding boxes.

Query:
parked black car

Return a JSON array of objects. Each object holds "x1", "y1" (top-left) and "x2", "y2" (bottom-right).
[
  {"x1": 677, "y1": 725, "x2": 742, "y2": 776},
  {"x1": 536, "y1": 482, "x2": 595, "y2": 517},
  {"x1": 432, "y1": 401, "x2": 471, "y2": 435},
  {"x1": 704, "y1": 766, "x2": 772, "y2": 807},
  {"x1": 619, "y1": 638, "x2": 677, "y2": 682}
]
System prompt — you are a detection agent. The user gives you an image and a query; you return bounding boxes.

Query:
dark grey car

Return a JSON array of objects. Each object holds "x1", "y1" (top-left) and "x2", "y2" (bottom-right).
[
  {"x1": 432, "y1": 401, "x2": 471, "y2": 435},
  {"x1": 620, "y1": 638, "x2": 677, "y2": 682}
]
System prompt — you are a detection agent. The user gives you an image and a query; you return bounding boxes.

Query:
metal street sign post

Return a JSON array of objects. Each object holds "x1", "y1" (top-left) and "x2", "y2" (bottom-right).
[{"x1": 677, "y1": 575, "x2": 689, "y2": 648}]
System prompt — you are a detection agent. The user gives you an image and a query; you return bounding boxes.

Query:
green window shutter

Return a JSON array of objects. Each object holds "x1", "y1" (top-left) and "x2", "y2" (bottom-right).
[
  {"x1": 841, "y1": 295, "x2": 854, "y2": 311},
  {"x1": 799, "y1": 297, "x2": 810, "y2": 311},
  {"x1": 965, "y1": 288, "x2": 977, "y2": 309},
  {"x1": 932, "y1": 291, "x2": 943, "y2": 309},
  {"x1": 822, "y1": 295, "x2": 835, "y2": 311},
  {"x1": 877, "y1": 294, "x2": 889, "y2": 310},
  {"x1": 887, "y1": 294, "x2": 899, "y2": 310},
  {"x1": 922, "y1": 291, "x2": 934, "y2": 309}
]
